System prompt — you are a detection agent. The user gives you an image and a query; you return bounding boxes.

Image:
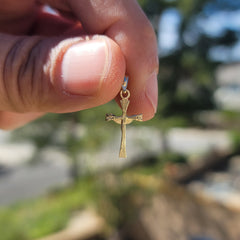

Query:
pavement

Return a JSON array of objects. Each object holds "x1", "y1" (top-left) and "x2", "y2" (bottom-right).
[
  {"x1": 0, "y1": 161, "x2": 71, "y2": 206},
  {"x1": 0, "y1": 126, "x2": 235, "y2": 206}
]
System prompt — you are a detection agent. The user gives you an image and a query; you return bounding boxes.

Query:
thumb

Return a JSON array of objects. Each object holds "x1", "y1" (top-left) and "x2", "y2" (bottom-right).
[{"x1": 0, "y1": 34, "x2": 125, "y2": 113}]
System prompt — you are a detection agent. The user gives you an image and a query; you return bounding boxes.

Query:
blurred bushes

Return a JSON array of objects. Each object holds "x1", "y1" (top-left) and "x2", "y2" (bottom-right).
[{"x1": 3, "y1": 1, "x2": 240, "y2": 238}]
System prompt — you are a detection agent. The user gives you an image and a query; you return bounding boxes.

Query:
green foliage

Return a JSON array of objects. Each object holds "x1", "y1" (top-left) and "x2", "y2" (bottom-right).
[
  {"x1": 138, "y1": 0, "x2": 173, "y2": 15},
  {"x1": 221, "y1": 110, "x2": 240, "y2": 121},
  {"x1": 229, "y1": 130, "x2": 240, "y2": 151},
  {"x1": 4, "y1": 0, "x2": 240, "y2": 237},
  {"x1": 0, "y1": 150, "x2": 188, "y2": 240},
  {"x1": 0, "y1": 177, "x2": 100, "y2": 240},
  {"x1": 125, "y1": 152, "x2": 187, "y2": 176},
  {"x1": 139, "y1": 0, "x2": 239, "y2": 119}
]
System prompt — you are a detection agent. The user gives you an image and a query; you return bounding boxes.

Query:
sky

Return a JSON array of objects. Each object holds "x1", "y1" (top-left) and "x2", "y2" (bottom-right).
[
  {"x1": 158, "y1": 8, "x2": 181, "y2": 56},
  {"x1": 158, "y1": 2, "x2": 240, "y2": 62}
]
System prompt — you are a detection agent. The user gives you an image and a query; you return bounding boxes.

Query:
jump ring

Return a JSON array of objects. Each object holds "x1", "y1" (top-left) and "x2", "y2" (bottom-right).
[{"x1": 120, "y1": 89, "x2": 130, "y2": 99}]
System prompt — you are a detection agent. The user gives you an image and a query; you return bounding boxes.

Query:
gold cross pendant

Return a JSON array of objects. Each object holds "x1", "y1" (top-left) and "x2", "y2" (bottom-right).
[{"x1": 106, "y1": 77, "x2": 143, "y2": 158}]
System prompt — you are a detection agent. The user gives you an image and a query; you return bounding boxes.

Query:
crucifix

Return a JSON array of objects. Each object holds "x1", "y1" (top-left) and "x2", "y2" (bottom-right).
[{"x1": 106, "y1": 77, "x2": 143, "y2": 158}]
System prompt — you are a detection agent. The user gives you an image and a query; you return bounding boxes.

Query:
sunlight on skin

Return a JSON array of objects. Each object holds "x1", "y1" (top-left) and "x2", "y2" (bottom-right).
[{"x1": 0, "y1": 0, "x2": 158, "y2": 130}]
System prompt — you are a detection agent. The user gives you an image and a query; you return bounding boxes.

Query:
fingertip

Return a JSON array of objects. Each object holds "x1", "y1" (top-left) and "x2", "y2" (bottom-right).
[
  {"x1": 50, "y1": 36, "x2": 126, "y2": 112},
  {"x1": 121, "y1": 72, "x2": 158, "y2": 122},
  {"x1": 101, "y1": 36, "x2": 126, "y2": 101},
  {"x1": 61, "y1": 39, "x2": 108, "y2": 96},
  {"x1": 126, "y1": 93, "x2": 157, "y2": 122}
]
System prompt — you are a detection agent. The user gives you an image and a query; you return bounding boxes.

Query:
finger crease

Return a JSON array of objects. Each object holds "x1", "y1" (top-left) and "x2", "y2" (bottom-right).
[
  {"x1": 18, "y1": 38, "x2": 45, "y2": 108},
  {"x1": 3, "y1": 37, "x2": 26, "y2": 110}
]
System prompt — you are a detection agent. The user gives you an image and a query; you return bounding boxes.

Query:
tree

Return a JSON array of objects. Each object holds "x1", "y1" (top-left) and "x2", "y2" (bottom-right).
[{"x1": 139, "y1": 0, "x2": 240, "y2": 117}]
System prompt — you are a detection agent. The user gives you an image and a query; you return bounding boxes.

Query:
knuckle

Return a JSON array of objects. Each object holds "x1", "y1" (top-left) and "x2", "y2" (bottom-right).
[{"x1": 2, "y1": 37, "x2": 45, "y2": 112}]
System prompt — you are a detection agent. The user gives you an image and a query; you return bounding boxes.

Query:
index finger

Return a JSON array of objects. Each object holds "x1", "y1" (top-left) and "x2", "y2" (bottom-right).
[{"x1": 42, "y1": 0, "x2": 159, "y2": 120}]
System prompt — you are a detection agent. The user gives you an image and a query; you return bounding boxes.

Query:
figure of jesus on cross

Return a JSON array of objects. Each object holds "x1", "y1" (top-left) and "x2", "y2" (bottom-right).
[{"x1": 106, "y1": 77, "x2": 143, "y2": 158}]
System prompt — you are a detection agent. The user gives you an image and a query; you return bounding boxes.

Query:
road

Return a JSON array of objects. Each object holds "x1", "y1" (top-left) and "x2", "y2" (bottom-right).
[
  {"x1": 0, "y1": 127, "x2": 233, "y2": 206},
  {"x1": 0, "y1": 160, "x2": 71, "y2": 206}
]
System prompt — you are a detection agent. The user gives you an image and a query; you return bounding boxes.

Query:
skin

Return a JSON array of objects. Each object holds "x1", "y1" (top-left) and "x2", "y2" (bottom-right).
[{"x1": 0, "y1": 0, "x2": 159, "y2": 130}]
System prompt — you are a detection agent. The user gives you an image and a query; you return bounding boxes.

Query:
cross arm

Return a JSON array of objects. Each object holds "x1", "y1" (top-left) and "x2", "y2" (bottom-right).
[
  {"x1": 125, "y1": 114, "x2": 143, "y2": 124},
  {"x1": 105, "y1": 113, "x2": 122, "y2": 124}
]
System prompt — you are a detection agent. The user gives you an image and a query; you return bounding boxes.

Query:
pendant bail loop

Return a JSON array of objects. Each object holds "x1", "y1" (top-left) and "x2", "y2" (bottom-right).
[
  {"x1": 122, "y1": 76, "x2": 129, "y2": 92},
  {"x1": 120, "y1": 89, "x2": 130, "y2": 99}
]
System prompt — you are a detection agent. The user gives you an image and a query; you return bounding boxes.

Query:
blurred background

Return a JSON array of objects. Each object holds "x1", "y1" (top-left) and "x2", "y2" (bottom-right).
[{"x1": 0, "y1": 0, "x2": 240, "y2": 239}]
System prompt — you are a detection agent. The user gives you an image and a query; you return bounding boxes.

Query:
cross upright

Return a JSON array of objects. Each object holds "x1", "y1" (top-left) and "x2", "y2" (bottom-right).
[{"x1": 106, "y1": 89, "x2": 142, "y2": 158}]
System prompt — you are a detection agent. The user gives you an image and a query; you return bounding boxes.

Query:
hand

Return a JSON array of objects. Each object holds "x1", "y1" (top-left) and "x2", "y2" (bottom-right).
[{"x1": 0, "y1": 0, "x2": 158, "y2": 130}]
